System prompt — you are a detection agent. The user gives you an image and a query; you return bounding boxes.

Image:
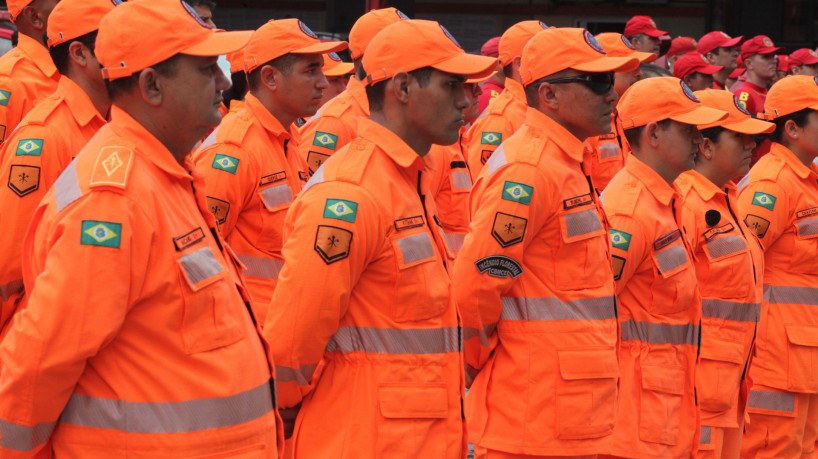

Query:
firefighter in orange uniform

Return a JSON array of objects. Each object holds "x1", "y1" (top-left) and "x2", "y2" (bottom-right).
[
  {"x1": 464, "y1": 20, "x2": 548, "y2": 179},
  {"x1": 737, "y1": 75, "x2": 818, "y2": 458},
  {"x1": 455, "y1": 27, "x2": 639, "y2": 459},
  {"x1": 0, "y1": 0, "x2": 112, "y2": 335},
  {"x1": 675, "y1": 89, "x2": 772, "y2": 459},
  {"x1": 600, "y1": 77, "x2": 726, "y2": 459},
  {"x1": 264, "y1": 19, "x2": 495, "y2": 458},
  {"x1": 193, "y1": 20, "x2": 346, "y2": 324},
  {"x1": 0, "y1": 1, "x2": 282, "y2": 456}
]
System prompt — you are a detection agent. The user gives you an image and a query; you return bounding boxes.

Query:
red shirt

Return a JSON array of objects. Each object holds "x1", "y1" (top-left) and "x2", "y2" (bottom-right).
[{"x1": 477, "y1": 79, "x2": 504, "y2": 115}]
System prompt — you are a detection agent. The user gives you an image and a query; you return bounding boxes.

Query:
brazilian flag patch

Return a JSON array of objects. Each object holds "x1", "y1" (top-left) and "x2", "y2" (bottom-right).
[
  {"x1": 0, "y1": 89, "x2": 11, "y2": 106},
  {"x1": 751, "y1": 192, "x2": 776, "y2": 210},
  {"x1": 481, "y1": 131, "x2": 502, "y2": 145},
  {"x1": 80, "y1": 220, "x2": 122, "y2": 248},
  {"x1": 324, "y1": 198, "x2": 358, "y2": 223},
  {"x1": 16, "y1": 138, "x2": 43, "y2": 156},
  {"x1": 212, "y1": 154, "x2": 239, "y2": 174},
  {"x1": 609, "y1": 229, "x2": 631, "y2": 251},
  {"x1": 501, "y1": 181, "x2": 533, "y2": 205},
  {"x1": 313, "y1": 131, "x2": 338, "y2": 150}
]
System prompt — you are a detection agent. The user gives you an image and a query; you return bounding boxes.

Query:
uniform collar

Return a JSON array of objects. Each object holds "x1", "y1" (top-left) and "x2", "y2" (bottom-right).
[
  {"x1": 505, "y1": 78, "x2": 525, "y2": 102},
  {"x1": 109, "y1": 106, "x2": 192, "y2": 180},
  {"x1": 17, "y1": 34, "x2": 58, "y2": 79},
  {"x1": 524, "y1": 107, "x2": 585, "y2": 162},
  {"x1": 625, "y1": 154, "x2": 678, "y2": 206},
  {"x1": 60, "y1": 77, "x2": 105, "y2": 127},
  {"x1": 771, "y1": 141, "x2": 816, "y2": 179},
  {"x1": 347, "y1": 77, "x2": 370, "y2": 116},
  {"x1": 245, "y1": 93, "x2": 291, "y2": 140},
  {"x1": 678, "y1": 169, "x2": 725, "y2": 201},
  {"x1": 357, "y1": 117, "x2": 423, "y2": 170}
]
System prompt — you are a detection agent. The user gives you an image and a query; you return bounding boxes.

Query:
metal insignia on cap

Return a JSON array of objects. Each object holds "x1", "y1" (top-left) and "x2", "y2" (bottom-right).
[
  {"x1": 680, "y1": 81, "x2": 699, "y2": 102},
  {"x1": 396, "y1": 9, "x2": 409, "y2": 19},
  {"x1": 584, "y1": 30, "x2": 606, "y2": 54},
  {"x1": 733, "y1": 95, "x2": 751, "y2": 115},
  {"x1": 328, "y1": 52, "x2": 342, "y2": 62},
  {"x1": 299, "y1": 21, "x2": 318, "y2": 39},
  {"x1": 181, "y1": 1, "x2": 211, "y2": 29},
  {"x1": 621, "y1": 35, "x2": 636, "y2": 50},
  {"x1": 763, "y1": 37, "x2": 773, "y2": 47},
  {"x1": 440, "y1": 24, "x2": 462, "y2": 49}
]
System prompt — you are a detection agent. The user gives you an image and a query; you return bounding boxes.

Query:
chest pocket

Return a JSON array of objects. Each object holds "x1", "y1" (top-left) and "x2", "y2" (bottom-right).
[
  {"x1": 449, "y1": 168, "x2": 472, "y2": 195},
  {"x1": 650, "y1": 234, "x2": 695, "y2": 314},
  {"x1": 790, "y1": 213, "x2": 818, "y2": 275},
  {"x1": 257, "y1": 178, "x2": 294, "y2": 251},
  {"x1": 555, "y1": 206, "x2": 609, "y2": 290},
  {"x1": 390, "y1": 230, "x2": 449, "y2": 322},
  {"x1": 597, "y1": 141, "x2": 620, "y2": 163},
  {"x1": 177, "y1": 246, "x2": 244, "y2": 354},
  {"x1": 703, "y1": 231, "x2": 751, "y2": 294}
]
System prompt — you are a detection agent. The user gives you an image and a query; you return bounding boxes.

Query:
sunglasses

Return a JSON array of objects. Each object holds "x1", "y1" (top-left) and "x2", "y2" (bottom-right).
[{"x1": 543, "y1": 72, "x2": 614, "y2": 95}]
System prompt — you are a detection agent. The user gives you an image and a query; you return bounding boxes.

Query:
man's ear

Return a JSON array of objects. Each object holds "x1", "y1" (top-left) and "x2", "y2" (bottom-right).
[
  {"x1": 537, "y1": 82, "x2": 559, "y2": 110},
  {"x1": 389, "y1": 71, "x2": 411, "y2": 104},
  {"x1": 138, "y1": 68, "x2": 163, "y2": 106}
]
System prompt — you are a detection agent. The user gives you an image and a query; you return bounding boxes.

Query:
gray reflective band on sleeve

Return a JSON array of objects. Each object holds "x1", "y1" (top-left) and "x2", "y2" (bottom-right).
[
  {"x1": 462, "y1": 323, "x2": 497, "y2": 346},
  {"x1": 451, "y1": 171, "x2": 471, "y2": 190},
  {"x1": 655, "y1": 244, "x2": 688, "y2": 273},
  {"x1": 302, "y1": 166, "x2": 325, "y2": 193},
  {"x1": 486, "y1": 146, "x2": 507, "y2": 176},
  {"x1": 500, "y1": 296, "x2": 616, "y2": 322},
  {"x1": 747, "y1": 389, "x2": 795, "y2": 413},
  {"x1": 275, "y1": 364, "x2": 317, "y2": 386},
  {"x1": 620, "y1": 320, "x2": 700, "y2": 345},
  {"x1": 798, "y1": 217, "x2": 818, "y2": 237},
  {"x1": 0, "y1": 278, "x2": 23, "y2": 301},
  {"x1": 326, "y1": 326, "x2": 460, "y2": 355},
  {"x1": 443, "y1": 232, "x2": 465, "y2": 252},
  {"x1": 764, "y1": 285, "x2": 818, "y2": 306},
  {"x1": 179, "y1": 247, "x2": 224, "y2": 285},
  {"x1": 397, "y1": 232, "x2": 435, "y2": 264},
  {"x1": 0, "y1": 419, "x2": 55, "y2": 451},
  {"x1": 706, "y1": 235, "x2": 747, "y2": 259},
  {"x1": 564, "y1": 209, "x2": 603, "y2": 238},
  {"x1": 236, "y1": 254, "x2": 284, "y2": 280},
  {"x1": 701, "y1": 298, "x2": 760, "y2": 322},
  {"x1": 55, "y1": 161, "x2": 81, "y2": 212},
  {"x1": 260, "y1": 183, "x2": 293, "y2": 209}
]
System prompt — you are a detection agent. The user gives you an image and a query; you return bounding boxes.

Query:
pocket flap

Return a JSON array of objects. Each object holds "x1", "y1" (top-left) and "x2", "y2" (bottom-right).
[
  {"x1": 641, "y1": 365, "x2": 685, "y2": 395},
  {"x1": 786, "y1": 325, "x2": 818, "y2": 347},
  {"x1": 559, "y1": 208, "x2": 605, "y2": 243},
  {"x1": 558, "y1": 347, "x2": 619, "y2": 380},
  {"x1": 379, "y1": 384, "x2": 448, "y2": 419},
  {"x1": 700, "y1": 338, "x2": 745, "y2": 364}
]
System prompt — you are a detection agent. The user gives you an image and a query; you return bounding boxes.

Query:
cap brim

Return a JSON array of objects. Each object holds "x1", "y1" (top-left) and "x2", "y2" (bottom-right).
[
  {"x1": 183, "y1": 30, "x2": 253, "y2": 57},
  {"x1": 294, "y1": 40, "x2": 348, "y2": 55},
  {"x1": 645, "y1": 29, "x2": 669, "y2": 38},
  {"x1": 757, "y1": 46, "x2": 784, "y2": 55},
  {"x1": 697, "y1": 64, "x2": 725, "y2": 75},
  {"x1": 720, "y1": 36, "x2": 743, "y2": 48},
  {"x1": 467, "y1": 70, "x2": 496, "y2": 84},
  {"x1": 324, "y1": 62, "x2": 354, "y2": 77},
  {"x1": 671, "y1": 106, "x2": 727, "y2": 125},
  {"x1": 719, "y1": 117, "x2": 776, "y2": 134},
  {"x1": 433, "y1": 54, "x2": 498, "y2": 81},
  {"x1": 573, "y1": 55, "x2": 640, "y2": 73}
]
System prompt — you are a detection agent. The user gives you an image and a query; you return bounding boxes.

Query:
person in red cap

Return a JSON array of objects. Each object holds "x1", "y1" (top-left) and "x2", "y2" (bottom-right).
[
  {"x1": 264, "y1": 18, "x2": 495, "y2": 458},
  {"x1": 673, "y1": 51, "x2": 724, "y2": 91},
  {"x1": 734, "y1": 35, "x2": 782, "y2": 115},
  {"x1": 193, "y1": 19, "x2": 347, "y2": 325},
  {"x1": 789, "y1": 48, "x2": 818, "y2": 76},
  {"x1": 698, "y1": 31, "x2": 743, "y2": 90},
  {"x1": 478, "y1": 36, "x2": 504, "y2": 113},
  {"x1": 664, "y1": 36, "x2": 698, "y2": 71},
  {"x1": 624, "y1": 15, "x2": 668, "y2": 56},
  {"x1": 773, "y1": 54, "x2": 789, "y2": 83}
]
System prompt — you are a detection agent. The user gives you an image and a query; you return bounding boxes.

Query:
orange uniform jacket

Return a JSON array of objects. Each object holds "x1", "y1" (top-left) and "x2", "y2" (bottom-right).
[
  {"x1": 297, "y1": 76, "x2": 368, "y2": 176},
  {"x1": 737, "y1": 143, "x2": 818, "y2": 405},
  {"x1": 583, "y1": 111, "x2": 631, "y2": 193},
  {"x1": 0, "y1": 35, "x2": 60, "y2": 146},
  {"x1": 265, "y1": 118, "x2": 465, "y2": 458},
  {"x1": 0, "y1": 107, "x2": 281, "y2": 457},
  {"x1": 454, "y1": 108, "x2": 619, "y2": 456},
  {"x1": 0, "y1": 77, "x2": 106, "y2": 333},
  {"x1": 193, "y1": 94, "x2": 308, "y2": 325},
  {"x1": 602, "y1": 155, "x2": 702, "y2": 459},
  {"x1": 464, "y1": 78, "x2": 526, "y2": 180},
  {"x1": 676, "y1": 170, "x2": 762, "y2": 432}
]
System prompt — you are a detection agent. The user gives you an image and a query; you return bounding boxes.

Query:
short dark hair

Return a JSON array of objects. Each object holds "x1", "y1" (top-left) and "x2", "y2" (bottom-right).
[
  {"x1": 502, "y1": 63, "x2": 514, "y2": 78},
  {"x1": 623, "y1": 118, "x2": 671, "y2": 149},
  {"x1": 184, "y1": 0, "x2": 216, "y2": 9},
  {"x1": 223, "y1": 71, "x2": 247, "y2": 108},
  {"x1": 699, "y1": 125, "x2": 725, "y2": 143},
  {"x1": 771, "y1": 108, "x2": 812, "y2": 144},
  {"x1": 365, "y1": 66, "x2": 433, "y2": 112},
  {"x1": 640, "y1": 63, "x2": 672, "y2": 78},
  {"x1": 524, "y1": 77, "x2": 548, "y2": 108},
  {"x1": 104, "y1": 54, "x2": 180, "y2": 101},
  {"x1": 48, "y1": 31, "x2": 97, "y2": 75},
  {"x1": 247, "y1": 53, "x2": 301, "y2": 92}
]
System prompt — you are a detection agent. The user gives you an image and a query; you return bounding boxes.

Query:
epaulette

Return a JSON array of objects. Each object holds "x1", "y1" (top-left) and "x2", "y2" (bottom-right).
[
  {"x1": 18, "y1": 94, "x2": 62, "y2": 127},
  {"x1": 752, "y1": 154, "x2": 786, "y2": 183},
  {"x1": 0, "y1": 49, "x2": 25, "y2": 75},
  {"x1": 603, "y1": 180, "x2": 640, "y2": 217},
  {"x1": 220, "y1": 110, "x2": 254, "y2": 147},
  {"x1": 332, "y1": 138, "x2": 375, "y2": 186},
  {"x1": 88, "y1": 145, "x2": 134, "y2": 191}
]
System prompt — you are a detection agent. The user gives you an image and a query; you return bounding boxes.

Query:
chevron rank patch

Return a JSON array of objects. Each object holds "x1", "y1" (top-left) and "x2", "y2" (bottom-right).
[
  {"x1": 315, "y1": 225, "x2": 352, "y2": 264},
  {"x1": 0, "y1": 89, "x2": 10, "y2": 107},
  {"x1": 744, "y1": 214, "x2": 770, "y2": 239},
  {"x1": 306, "y1": 151, "x2": 330, "y2": 175},
  {"x1": 501, "y1": 181, "x2": 533, "y2": 205},
  {"x1": 313, "y1": 131, "x2": 338, "y2": 150},
  {"x1": 481, "y1": 131, "x2": 502, "y2": 145},
  {"x1": 609, "y1": 229, "x2": 631, "y2": 251},
  {"x1": 80, "y1": 220, "x2": 122, "y2": 248},
  {"x1": 751, "y1": 192, "x2": 776, "y2": 210},
  {"x1": 612, "y1": 255, "x2": 625, "y2": 280},
  {"x1": 212, "y1": 154, "x2": 239, "y2": 174},
  {"x1": 206, "y1": 196, "x2": 230, "y2": 224},
  {"x1": 492, "y1": 212, "x2": 527, "y2": 248},
  {"x1": 8, "y1": 164, "x2": 40, "y2": 197},
  {"x1": 481, "y1": 149, "x2": 493, "y2": 164},
  {"x1": 324, "y1": 198, "x2": 358, "y2": 223},
  {"x1": 16, "y1": 138, "x2": 43, "y2": 156}
]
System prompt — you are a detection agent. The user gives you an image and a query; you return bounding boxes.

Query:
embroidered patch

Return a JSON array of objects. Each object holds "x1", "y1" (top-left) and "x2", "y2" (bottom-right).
[
  {"x1": 480, "y1": 132, "x2": 502, "y2": 145},
  {"x1": 492, "y1": 212, "x2": 527, "y2": 248},
  {"x1": 501, "y1": 181, "x2": 533, "y2": 205},
  {"x1": 704, "y1": 223, "x2": 735, "y2": 241},
  {"x1": 612, "y1": 255, "x2": 626, "y2": 280},
  {"x1": 744, "y1": 214, "x2": 770, "y2": 238},
  {"x1": 16, "y1": 138, "x2": 43, "y2": 156},
  {"x1": 173, "y1": 227, "x2": 206, "y2": 251},
  {"x1": 313, "y1": 131, "x2": 338, "y2": 150},
  {"x1": 298, "y1": 20, "x2": 319, "y2": 39},
  {"x1": 734, "y1": 95, "x2": 751, "y2": 115},
  {"x1": 80, "y1": 220, "x2": 122, "y2": 248},
  {"x1": 306, "y1": 151, "x2": 330, "y2": 175},
  {"x1": 751, "y1": 192, "x2": 776, "y2": 210},
  {"x1": 315, "y1": 225, "x2": 352, "y2": 264},
  {"x1": 180, "y1": 0, "x2": 211, "y2": 28},
  {"x1": 394, "y1": 215, "x2": 424, "y2": 231},
  {"x1": 439, "y1": 24, "x2": 462, "y2": 49},
  {"x1": 89, "y1": 146, "x2": 134, "y2": 188},
  {"x1": 584, "y1": 29, "x2": 606, "y2": 54},
  {"x1": 609, "y1": 229, "x2": 631, "y2": 251},
  {"x1": 654, "y1": 229, "x2": 681, "y2": 250},
  {"x1": 8, "y1": 164, "x2": 40, "y2": 197},
  {"x1": 324, "y1": 198, "x2": 358, "y2": 223},
  {"x1": 298, "y1": 171, "x2": 309, "y2": 181},
  {"x1": 212, "y1": 154, "x2": 239, "y2": 174},
  {"x1": 797, "y1": 207, "x2": 818, "y2": 219},
  {"x1": 563, "y1": 194, "x2": 593, "y2": 210},
  {"x1": 259, "y1": 171, "x2": 286, "y2": 186},
  {"x1": 476, "y1": 255, "x2": 523, "y2": 279},
  {"x1": 0, "y1": 89, "x2": 10, "y2": 106},
  {"x1": 206, "y1": 196, "x2": 230, "y2": 224},
  {"x1": 480, "y1": 149, "x2": 493, "y2": 165},
  {"x1": 680, "y1": 81, "x2": 700, "y2": 102}
]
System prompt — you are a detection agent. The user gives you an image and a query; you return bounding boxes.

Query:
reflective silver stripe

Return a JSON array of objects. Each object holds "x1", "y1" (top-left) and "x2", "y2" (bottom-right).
[
  {"x1": 463, "y1": 323, "x2": 497, "y2": 346},
  {"x1": 565, "y1": 209, "x2": 603, "y2": 238},
  {"x1": 701, "y1": 298, "x2": 760, "y2": 322},
  {"x1": 798, "y1": 217, "x2": 818, "y2": 237},
  {"x1": 486, "y1": 146, "x2": 507, "y2": 176},
  {"x1": 747, "y1": 390, "x2": 795, "y2": 412},
  {"x1": 236, "y1": 254, "x2": 283, "y2": 280},
  {"x1": 700, "y1": 426, "x2": 711, "y2": 445},
  {"x1": 397, "y1": 232, "x2": 434, "y2": 264},
  {"x1": 0, "y1": 278, "x2": 23, "y2": 301},
  {"x1": 706, "y1": 235, "x2": 747, "y2": 259},
  {"x1": 302, "y1": 165, "x2": 324, "y2": 193},
  {"x1": 736, "y1": 173, "x2": 750, "y2": 192},
  {"x1": 179, "y1": 247, "x2": 224, "y2": 285},
  {"x1": 200, "y1": 127, "x2": 219, "y2": 150},
  {"x1": 0, "y1": 419, "x2": 55, "y2": 451},
  {"x1": 598, "y1": 143, "x2": 619, "y2": 159},
  {"x1": 500, "y1": 296, "x2": 616, "y2": 321},
  {"x1": 764, "y1": 285, "x2": 818, "y2": 306},
  {"x1": 326, "y1": 326, "x2": 459, "y2": 354},
  {"x1": 275, "y1": 364, "x2": 317, "y2": 386},
  {"x1": 55, "y1": 161, "x2": 81, "y2": 212},
  {"x1": 59, "y1": 380, "x2": 273, "y2": 433},
  {"x1": 443, "y1": 232, "x2": 465, "y2": 252},
  {"x1": 260, "y1": 183, "x2": 292, "y2": 209},
  {"x1": 655, "y1": 245, "x2": 688, "y2": 273},
  {"x1": 620, "y1": 320, "x2": 700, "y2": 345},
  {"x1": 451, "y1": 170, "x2": 471, "y2": 190}
]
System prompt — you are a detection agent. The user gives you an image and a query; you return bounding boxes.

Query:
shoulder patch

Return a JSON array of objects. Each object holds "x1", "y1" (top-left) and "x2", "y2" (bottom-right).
[
  {"x1": 313, "y1": 131, "x2": 338, "y2": 150},
  {"x1": 212, "y1": 153, "x2": 239, "y2": 174},
  {"x1": 394, "y1": 215, "x2": 424, "y2": 231},
  {"x1": 492, "y1": 212, "x2": 527, "y2": 247},
  {"x1": 314, "y1": 225, "x2": 352, "y2": 264},
  {"x1": 481, "y1": 131, "x2": 502, "y2": 145},
  {"x1": 480, "y1": 149, "x2": 493, "y2": 165},
  {"x1": 324, "y1": 198, "x2": 358, "y2": 222},
  {"x1": 501, "y1": 181, "x2": 533, "y2": 205},
  {"x1": 206, "y1": 196, "x2": 230, "y2": 224},
  {"x1": 0, "y1": 89, "x2": 10, "y2": 106},
  {"x1": 612, "y1": 255, "x2": 626, "y2": 280},
  {"x1": 744, "y1": 214, "x2": 770, "y2": 238},
  {"x1": 173, "y1": 227, "x2": 205, "y2": 251},
  {"x1": 476, "y1": 255, "x2": 523, "y2": 279},
  {"x1": 609, "y1": 229, "x2": 631, "y2": 251},
  {"x1": 90, "y1": 146, "x2": 134, "y2": 189},
  {"x1": 8, "y1": 164, "x2": 40, "y2": 197},
  {"x1": 751, "y1": 191, "x2": 776, "y2": 210},
  {"x1": 80, "y1": 220, "x2": 122, "y2": 248},
  {"x1": 306, "y1": 151, "x2": 330, "y2": 175},
  {"x1": 16, "y1": 138, "x2": 43, "y2": 156}
]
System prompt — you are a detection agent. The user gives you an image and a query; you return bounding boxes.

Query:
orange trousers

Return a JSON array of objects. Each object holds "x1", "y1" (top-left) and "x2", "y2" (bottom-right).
[
  {"x1": 475, "y1": 446, "x2": 596, "y2": 459},
  {"x1": 740, "y1": 384, "x2": 818, "y2": 459}
]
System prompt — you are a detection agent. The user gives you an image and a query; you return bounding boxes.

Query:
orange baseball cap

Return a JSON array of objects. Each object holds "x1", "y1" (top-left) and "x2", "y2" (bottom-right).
[
  {"x1": 362, "y1": 19, "x2": 496, "y2": 86},
  {"x1": 498, "y1": 20, "x2": 549, "y2": 67},
  {"x1": 624, "y1": 15, "x2": 668, "y2": 38},
  {"x1": 595, "y1": 32, "x2": 656, "y2": 63},
  {"x1": 698, "y1": 31, "x2": 743, "y2": 55},
  {"x1": 47, "y1": 0, "x2": 120, "y2": 47},
  {"x1": 244, "y1": 19, "x2": 347, "y2": 73},
  {"x1": 672, "y1": 52, "x2": 723, "y2": 79},
  {"x1": 323, "y1": 52, "x2": 354, "y2": 77},
  {"x1": 348, "y1": 7, "x2": 409, "y2": 60},
  {"x1": 764, "y1": 75, "x2": 818, "y2": 118},
  {"x1": 96, "y1": 0, "x2": 252, "y2": 81},
  {"x1": 617, "y1": 77, "x2": 727, "y2": 129},
  {"x1": 520, "y1": 28, "x2": 639, "y2": 86},
  {"x1": 696, "y1": 89, "x2": 774, "y2": 134},
  {"x1": 226, "y1": 49, "x2": 245, "y2": 74},
  {"x1": 7, "y1": 0, "x2": 33, "y2": 21}
]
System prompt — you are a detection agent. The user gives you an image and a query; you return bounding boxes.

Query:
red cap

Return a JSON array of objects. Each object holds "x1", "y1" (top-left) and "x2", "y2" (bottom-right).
[
  {"x1": 624, "y1": 15, "x2": 667, "y2": 38},
  {"x1": 729, "y1": 67, "x2": 745, "y2": 79},
  {"x1": 481, "y1": 37, "x2": 501, "y2": 57},
  {"x1": 672, "y1": 52, "x2": 723, "y2": 79},
  {"x1": 788, "y1": 48, "x2": 818, "y2": 68},
  {"x1": 777, "y1": 54, "x2": 790, "y2": 73},
  {"x1": 740, "y1": 35, "x2": 783, "y2": 62},
  {"x1": 666, "y1": 36, "x2": 698, "y2": 58},
  {"x1": 697, "y1": 31, "x2": 743, "y2": 55}
]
